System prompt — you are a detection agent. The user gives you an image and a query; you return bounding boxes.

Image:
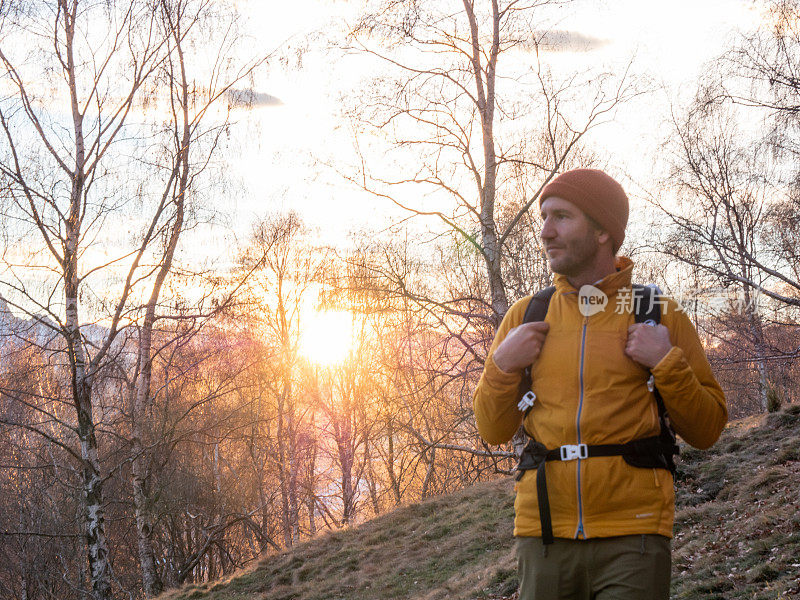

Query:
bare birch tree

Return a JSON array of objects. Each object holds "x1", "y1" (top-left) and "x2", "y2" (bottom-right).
[
  {"x1": 0, "y1": 3, "x2": 170, "y2": 596},
  {"x1": 345, "y1": 0, "x2": 636, "y2": 327},
  {"x1": 0, "y1": 0, "x2": 264, "y2": 596},
  {"x1": 237, "y1": 213, "x2": 328, "y2": 546},
  {"x1": 332, "y1": 0, "x2": 641, "y2": 460},
  {"x1": 666, "y1": 0, "x2": 800, "y2": 309},
  {"x1": 653, "y1": 100, "x2": 779, "y2": 412},
  {"x1": 647, "y1": 0, "x2": 800, "y2": 413},
  {"x1": 127, "y1": 1, "x2": 266, "y2": 594}
]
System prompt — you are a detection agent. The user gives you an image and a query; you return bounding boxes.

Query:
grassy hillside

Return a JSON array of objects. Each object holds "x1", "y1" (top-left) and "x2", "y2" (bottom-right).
[
  {"x1": 670, "y1": 404, "x2": 800, "y2": 599},
  {"x1": 160, "y1": 404, "x2": 800, "y2": 600}
]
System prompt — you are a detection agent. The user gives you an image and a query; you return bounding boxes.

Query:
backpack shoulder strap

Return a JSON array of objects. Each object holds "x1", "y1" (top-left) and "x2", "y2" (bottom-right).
[
  {"x1": 632, "y1": 283, "x2": 661, "y2": 325},
  {"x1": 518, "y1": 286, "x2": 556, "y2": 426},
  {"x1": 522, "y1": 286, "x2": 556, "y2": 324},
  {"x1": 631, "y1": 283, "x2": 679, "y2": 472}
]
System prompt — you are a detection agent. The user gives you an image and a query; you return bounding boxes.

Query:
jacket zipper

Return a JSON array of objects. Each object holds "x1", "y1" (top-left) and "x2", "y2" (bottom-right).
[{"x1": 575, "y1": 314, "x2": 588, "y2": 539}]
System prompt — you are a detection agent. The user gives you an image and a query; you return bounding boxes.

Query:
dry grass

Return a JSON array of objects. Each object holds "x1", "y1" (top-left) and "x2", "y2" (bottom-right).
[
  {"x1": 158, "y1": 479, "x2": 518, "y2": 600},
  {"x1": 158, "y1": 404, "x2": 800, "y2": 600},
  {"x1": 671, "y1": 403, "x2": 800, "y2": 599}
]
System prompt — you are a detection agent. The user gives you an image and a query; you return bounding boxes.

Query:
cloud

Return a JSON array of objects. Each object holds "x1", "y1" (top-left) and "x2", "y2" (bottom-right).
[
  {"x1": 532, "y1": 30, "x2": 609, "y2": 52},
  {"x1": 226, "y1": 89, "x2": 283, "y2": 108}
]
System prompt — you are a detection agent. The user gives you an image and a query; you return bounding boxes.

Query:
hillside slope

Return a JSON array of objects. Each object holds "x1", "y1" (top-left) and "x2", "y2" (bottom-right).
[{"x1": 161, "y1": 404, "x2": 800, "y2": 600}]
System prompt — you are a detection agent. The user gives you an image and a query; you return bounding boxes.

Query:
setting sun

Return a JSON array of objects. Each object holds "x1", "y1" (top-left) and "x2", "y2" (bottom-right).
[{"x1": 299, "y1": 310, "x2": 354, "y2": 366}]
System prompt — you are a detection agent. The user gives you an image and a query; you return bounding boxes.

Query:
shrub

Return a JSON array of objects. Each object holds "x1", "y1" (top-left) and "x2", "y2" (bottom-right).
[{"x1": 766, "y1": 383, "x2": 783, "y2": 413}]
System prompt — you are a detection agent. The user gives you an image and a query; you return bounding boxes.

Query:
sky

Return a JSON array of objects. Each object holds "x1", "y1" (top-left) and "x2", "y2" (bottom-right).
[
  {"x1": 0, "y1": 0, "x2": 762, "y2": 309},
  {"x1": 219, "y1": 0, "x2": 759, "y2": 252}
]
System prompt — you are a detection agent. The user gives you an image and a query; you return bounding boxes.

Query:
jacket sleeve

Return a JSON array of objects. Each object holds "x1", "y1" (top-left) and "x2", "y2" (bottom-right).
[
  {"x1": 472, "y1": 298, "x2": 529, "y2": 445},
  {"x1": 651, "y1": 298, "x2": 728, "y2": 449}
]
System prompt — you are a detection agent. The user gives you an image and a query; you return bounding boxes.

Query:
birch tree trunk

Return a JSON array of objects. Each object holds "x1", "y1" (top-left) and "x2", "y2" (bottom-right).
[
  {"x1": 277, "y1": 391, "x2": 293, "y2": 547},
  {"x1": 743, "y1": 287, "x2": 770, "y2": 412},
  {"x1": 421, "y1": 446, "x2": 436, "y2": 499},
  {"x1": 386, "y1": 418, "x2": 402, "y2": 506},
  {"x1": 131, "y1": 3, "x2": 190, "y2": 590},
  {"x1": 466, "y1": 0, "x2": 509, "y2": 327},
  {"x1": 305, "y1": 423, "x2": 318, "y2": 537},
  {"x1": 62, "y1": 2, "x2": 112, "y2": 595},
  {"x1": 288, "y1": 404, "x2": 301, "y2": 545},
  {"x1": 334, "y1": 414, "x2": 356, "y2": 525}
]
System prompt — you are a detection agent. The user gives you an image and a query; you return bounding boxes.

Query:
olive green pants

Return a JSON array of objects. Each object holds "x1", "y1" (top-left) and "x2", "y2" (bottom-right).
[{"x1": 516, "y1": 535, "x2": 671, "y2": 600}]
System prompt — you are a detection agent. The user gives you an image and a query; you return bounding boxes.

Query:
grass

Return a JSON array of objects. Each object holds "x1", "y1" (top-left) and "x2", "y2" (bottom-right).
[
  {"x1": 159, "y1": 480, "x2": 518, "y2": 600},
  {"x1": 670, "y1": 403, "x2": 800, "y2": 600},
  {"x1": 159, "y1": 404, "x2": 800, "y2": 600}
]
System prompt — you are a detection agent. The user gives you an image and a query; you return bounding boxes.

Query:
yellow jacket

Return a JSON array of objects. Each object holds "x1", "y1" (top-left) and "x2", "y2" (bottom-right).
[{"x1": 473, "y1": 257, "x2": 727, "y2": 539}]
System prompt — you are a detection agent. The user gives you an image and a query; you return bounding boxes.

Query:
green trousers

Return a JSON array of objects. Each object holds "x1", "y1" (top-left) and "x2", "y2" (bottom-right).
[{"x1": 516, "y1": 535, "x2": 671, "y2": 600}]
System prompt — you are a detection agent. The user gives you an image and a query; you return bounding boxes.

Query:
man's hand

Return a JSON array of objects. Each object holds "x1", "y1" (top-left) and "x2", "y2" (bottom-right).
[
  {"x1": 492, "y1": 321, "x2": 550, "y2": 373},
  {"x1": 625, "y1": 323, "x2": 672, "y2": 369}
]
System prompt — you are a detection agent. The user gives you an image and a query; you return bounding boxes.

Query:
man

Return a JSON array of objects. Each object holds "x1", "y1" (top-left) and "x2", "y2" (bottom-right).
[{"x1": 472, "y1": 168, "x2": 727, "y2": 600}]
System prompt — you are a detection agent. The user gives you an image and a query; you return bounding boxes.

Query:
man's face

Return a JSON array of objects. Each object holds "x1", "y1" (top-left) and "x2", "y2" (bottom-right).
[{"x1": 540, "y1": 196, "x2": 602, "y2": 276}]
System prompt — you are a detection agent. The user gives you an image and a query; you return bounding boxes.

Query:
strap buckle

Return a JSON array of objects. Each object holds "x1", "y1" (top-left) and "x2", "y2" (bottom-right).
[
  {"x1": 559, "y1": 444, "x2": 588, "y2": 461},
  {"x1": 517, "y1": 391, "x2": 537, "y2": 411}
]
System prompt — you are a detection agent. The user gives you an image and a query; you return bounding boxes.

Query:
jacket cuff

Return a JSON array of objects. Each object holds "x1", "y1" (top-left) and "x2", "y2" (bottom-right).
[
  {"x1": 485, "y1": 354, "x2": 522, "y2": 390},
  {"x1": 652, "y1": 345, "x2": 684, "y2": 377}
]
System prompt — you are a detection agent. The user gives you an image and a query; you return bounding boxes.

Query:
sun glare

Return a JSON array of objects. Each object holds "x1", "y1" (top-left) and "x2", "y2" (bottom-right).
[{"x1": 300, "y1": 310, "x2": 354, "y2": 366}]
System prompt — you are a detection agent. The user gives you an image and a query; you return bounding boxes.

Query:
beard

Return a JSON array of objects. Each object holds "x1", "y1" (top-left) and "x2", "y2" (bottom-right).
[{"x1": 546, "y1": 228, "x2": 600, "y2": 277}]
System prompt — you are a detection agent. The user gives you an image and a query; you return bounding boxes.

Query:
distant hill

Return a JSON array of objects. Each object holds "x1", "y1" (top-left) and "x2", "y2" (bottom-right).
[
  {"x1": 0, "y1": 293, "x2": 110, "y2": 351},
  {"x1": 159, "y1": 404, "x2": 800, "y2": 600}
]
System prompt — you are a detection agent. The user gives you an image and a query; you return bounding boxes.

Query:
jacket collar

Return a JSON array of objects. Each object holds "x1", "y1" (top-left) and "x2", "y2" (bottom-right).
[{"x1": 553, "y1": 256, "x2": 634, "y2": 297}]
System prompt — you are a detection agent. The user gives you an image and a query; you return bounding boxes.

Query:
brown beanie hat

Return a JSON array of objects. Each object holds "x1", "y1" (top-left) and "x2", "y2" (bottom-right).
[{"x1": 539, "y1": 169, "x2": 629, "y2": 253}]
